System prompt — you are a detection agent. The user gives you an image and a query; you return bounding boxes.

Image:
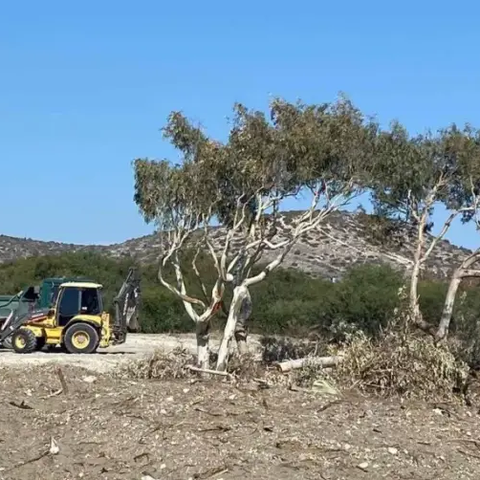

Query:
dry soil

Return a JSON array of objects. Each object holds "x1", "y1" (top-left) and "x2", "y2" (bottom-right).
[{"x1": 0, "y1": 335, "x2": 479, "y2": 479}]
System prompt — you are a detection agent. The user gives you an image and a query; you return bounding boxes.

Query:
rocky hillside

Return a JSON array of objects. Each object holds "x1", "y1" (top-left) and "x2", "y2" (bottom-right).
[{"x1": 0, "y1": 211, "x2": 470, "y2": 279}]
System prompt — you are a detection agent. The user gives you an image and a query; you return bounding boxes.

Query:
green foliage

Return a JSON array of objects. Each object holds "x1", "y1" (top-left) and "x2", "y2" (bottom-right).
[
  {"x1": 372, "y1": 122, "x2": 480, "y2": 223},
  {"x1": 332, "y1": 264, "x2": 404, "y2": 337},
  {"x1": 0, "y1": 251, "x2": 408, "y2": 337},
  {"x1": 4, "y1": 251, "x2": 480, "y2": 353},
  {"x1": 447, "y1": 284, "x2": 480, "y2": 367},
  {"x1": 133, "y1": 96, "x2": 380, "y2": 231},
  {"x1": 418, "y1": 280, "x2": 449, "y2": 324},
  {"x1": 247, "y1": 264, "x2": 406, "y2": 339},
  {"x1": 249, "y1": 268, "x2": 336, "y2": 335},
  {"x1": 0, "y1": 252, "x2": 134, "y2": 309}
]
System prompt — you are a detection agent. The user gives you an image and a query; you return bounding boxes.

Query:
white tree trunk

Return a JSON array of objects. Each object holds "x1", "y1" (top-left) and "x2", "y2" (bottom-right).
[
  {"x1": 234, "y1": 287, "x2": 251, "y2": 356},
  {"x1": 409, "y1": 218, "x2": 426, "y2": 324},
  {"x1": 436, "y1": 248, "x2": 480, "y2": 341},
  {"x1": 196, "y1": 320, "x2": 210, "y2": 369},
  {"x1": 408, "y1": 214, "x2": 436, "y2": 334},
  {"x1": 436, "y1": 274, "x2": 462, "y2": 341},
  {"x1": 216, "y1": 285, "x2": 249, "y2": 371},
  {"x1": 409, "y1": 259, "x2": 422, "y2": 320}
]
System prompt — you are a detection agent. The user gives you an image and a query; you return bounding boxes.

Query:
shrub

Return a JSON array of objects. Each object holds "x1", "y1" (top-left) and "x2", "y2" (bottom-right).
[
  {"x1": 120, "y1": 347, "x2": 195, "y2": 379},
  {"x1": 0, "y1": 251, "x2": 463, "y2": 345},
  {"x1": 418, "y1": 279, "x2": 448, "y2": 325},
  {"x1": 330, "y1": 264, "x2": 403, "y2": 338},
  {"x1": 448, "y1": 285, "x2": 480, "y2": 368}
]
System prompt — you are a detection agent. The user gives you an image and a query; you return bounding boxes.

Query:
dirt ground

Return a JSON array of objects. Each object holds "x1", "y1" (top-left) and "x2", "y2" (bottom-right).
[{"x1": 0, "y1": 335, "x2": 480, "y2": 479}]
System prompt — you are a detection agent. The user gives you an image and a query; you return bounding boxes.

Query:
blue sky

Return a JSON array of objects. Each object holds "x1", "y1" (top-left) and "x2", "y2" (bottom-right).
[{"x1": 1, "y1": 0, "x2": 480, "y2": 249}]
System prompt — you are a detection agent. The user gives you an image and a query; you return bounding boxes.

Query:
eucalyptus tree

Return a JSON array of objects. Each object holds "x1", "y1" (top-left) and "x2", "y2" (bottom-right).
[
  {"x1": 372, "y1": 122, "x2": 480, "y2": 333},
  {"x1": 436, "y1": 129, "x2": 480, "y2": 340},
  {"x1": 133, "y1": 96, "x2": 380, "y2": 371}
]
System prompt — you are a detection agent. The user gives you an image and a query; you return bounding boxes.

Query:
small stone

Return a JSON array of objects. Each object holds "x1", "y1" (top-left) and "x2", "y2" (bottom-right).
[
  {"x1": 387, "y1": 447, "x2": 398, "y2": 455},
  {"x1": 82, "y1": 375, "x2": 97, "y2": 383},
  {"x1": 49, "y1": 437, "x2": 60, "y2": 455},
  {"x1": 357, "y1": 462, "x2": 369, "y2": 471}
]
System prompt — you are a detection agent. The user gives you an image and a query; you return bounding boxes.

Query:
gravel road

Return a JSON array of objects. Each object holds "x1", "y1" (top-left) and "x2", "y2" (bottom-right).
[{"x1": 0, "y1": 333, "x2": 262, "y2": 372}]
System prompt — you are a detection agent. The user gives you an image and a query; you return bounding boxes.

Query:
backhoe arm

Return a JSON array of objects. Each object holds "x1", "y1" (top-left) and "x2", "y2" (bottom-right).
[
  {"x1": 0, "y1": 291, "x2": 23, "y2": 310},
  {"x1": 111, "y1": 268, "x2": 141, "y2": 345}
]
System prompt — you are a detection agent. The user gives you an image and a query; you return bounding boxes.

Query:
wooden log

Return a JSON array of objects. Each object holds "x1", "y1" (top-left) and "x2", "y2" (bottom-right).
[
  {"x1": 277, "y1": 355, "x2": 343, "y2": 373},
  {"x1": 186, "y1": 365, "x2": 232, "y2": 377}
]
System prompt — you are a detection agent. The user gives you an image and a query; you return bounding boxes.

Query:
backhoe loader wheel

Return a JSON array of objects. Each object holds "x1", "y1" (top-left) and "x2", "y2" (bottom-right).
[
  {"x1": 12, "y1": 329, "x2": 37, "y2": 354},
  {"x1": 64, "y1": 323, "x2": 99, "y2": 354}
]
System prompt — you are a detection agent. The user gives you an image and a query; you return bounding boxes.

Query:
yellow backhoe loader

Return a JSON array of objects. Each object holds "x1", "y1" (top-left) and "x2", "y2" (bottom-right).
[{"x1": 0, "y1": 268, "x2": 140, "y2": 354}]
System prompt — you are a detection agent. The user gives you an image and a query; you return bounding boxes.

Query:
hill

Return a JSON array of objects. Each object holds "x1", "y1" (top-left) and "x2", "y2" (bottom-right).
[{"x1": 0, "y1": 211, "x2": 470, "y2": 279}]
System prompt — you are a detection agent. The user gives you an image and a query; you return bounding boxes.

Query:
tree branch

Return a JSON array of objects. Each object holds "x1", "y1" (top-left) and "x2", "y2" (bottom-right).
[
  {"x1": 459, "y1": 268, "x2": 480, "y2": 278},
  {"x1": 422, "y1": 211, "x2": 459, "y2": 262},
  {"x1": 157, "y1": 261, "x2": 205, "y2": 311},
  {"x1": 191, "y1": 245, "x2": 209, "y2": 301}
]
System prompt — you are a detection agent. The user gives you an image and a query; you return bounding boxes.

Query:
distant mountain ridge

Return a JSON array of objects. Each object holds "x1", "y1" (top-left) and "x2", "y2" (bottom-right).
[{"x1": 0, "y1": 211, "x2": 470, "y2": 279}]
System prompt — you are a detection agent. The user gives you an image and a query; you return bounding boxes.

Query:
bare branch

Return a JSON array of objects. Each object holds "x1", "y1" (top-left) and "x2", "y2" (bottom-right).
[
  {"x1": 205, "y1": 236, "x2": 222, "y2": 277},
  {"x1": 459, "y1": 268, "x2": 480, "y2": 278},
  {"x1": 157, "y1": 261, "x2": 205, "y2": 311},
  {"x1": 422, "y1": 211, "x2": 460, "y2": 262},
  {"x1": 157, "y1": 224, "x2": 207, "y2": 317},
  {"x1": 262, "y1": 239, "x2": 290, "y2": 250},
  {"x1": 192, "y1": 245, "x2": 209, "y2": 301}
]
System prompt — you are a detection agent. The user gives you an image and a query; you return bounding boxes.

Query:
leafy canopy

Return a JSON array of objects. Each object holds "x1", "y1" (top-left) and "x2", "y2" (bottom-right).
[
  {"x1": 133, "y1": 96, "x2": 380, "y2": 232},
  {"x1": 372, "y1": 122, "x2": 480, "y2": 223}
]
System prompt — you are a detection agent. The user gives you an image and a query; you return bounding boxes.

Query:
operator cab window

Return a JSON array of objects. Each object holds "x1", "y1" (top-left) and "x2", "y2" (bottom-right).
[
  {"x1": 58, "y1": 288, "x2": 80, "y2": 326},
  {"x1": 81, "y1": 289, "x2": 101, "y2": 315}
]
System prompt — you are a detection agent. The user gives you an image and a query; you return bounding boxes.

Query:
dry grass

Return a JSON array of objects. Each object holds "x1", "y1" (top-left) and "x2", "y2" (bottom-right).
[
  {"x1": 288, "y1": 357, "x2": 336, "y2": 389},
  {"x1": 117, "y1": 345, "x2": 330, "y2": 392},
  {"x1": 337, "y1": 330, "x2": 469, "y2": 401},
  {"x1": 118, "y1": 325, "x2": 471, "y2": 404},
  {"x1": 119, "y1": 347, "x2": 196, "y2": 380}
]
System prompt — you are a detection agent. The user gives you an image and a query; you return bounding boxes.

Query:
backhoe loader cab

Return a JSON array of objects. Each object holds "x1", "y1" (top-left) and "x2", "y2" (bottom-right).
[{"x1": 1, "y1": 268, "x2": 140, "y2": 355}]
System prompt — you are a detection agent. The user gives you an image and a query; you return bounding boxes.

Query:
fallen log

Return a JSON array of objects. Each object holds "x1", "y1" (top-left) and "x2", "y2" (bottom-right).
[
  {"x1": 277, "y1": 355, "x2": 343, "y2": 373},
  {"x1": 186, "y1": 365, "x2": 232, "y2": 377}
]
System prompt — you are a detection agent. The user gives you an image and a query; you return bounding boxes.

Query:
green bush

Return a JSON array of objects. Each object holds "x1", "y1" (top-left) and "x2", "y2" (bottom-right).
[
  {"x1": 331, "y1": 264, "x2": 403, "y2": 337},
  {"x1": 1, "y1": 251, "x2": 471, "y2": 345},
  {"x1": 140, "y1": 286, "x2": 192, "y2": 333},
  {"x1": 250, "y1": 268, "x2": 336, "y2": 335},
  {"x1": 418, "y1": 279, "x2": 448, "y2": 325}
]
